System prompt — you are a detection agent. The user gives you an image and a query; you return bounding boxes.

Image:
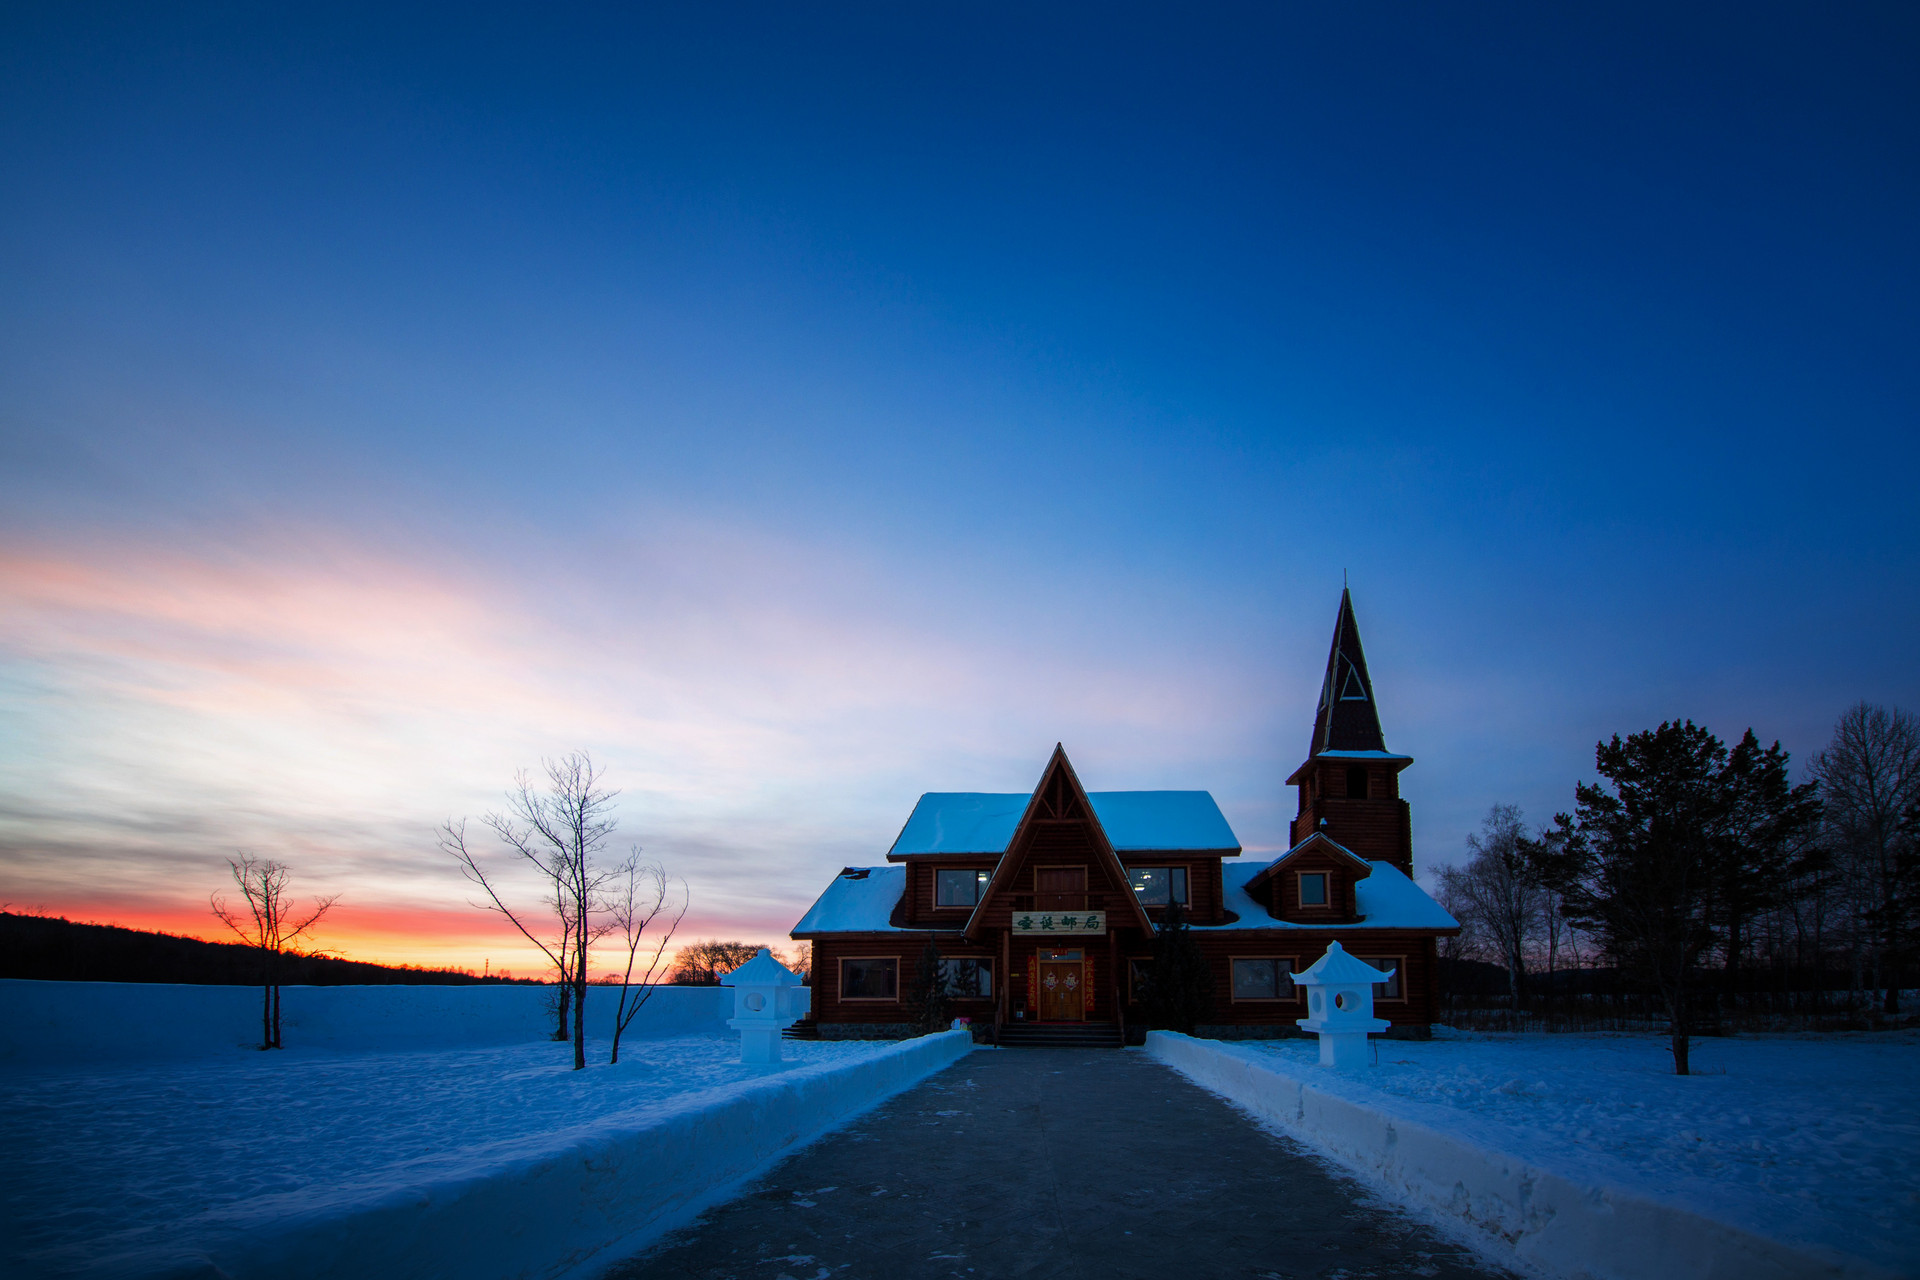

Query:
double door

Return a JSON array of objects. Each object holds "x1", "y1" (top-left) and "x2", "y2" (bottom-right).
[{"x1": 1038, "y1": 960, "x2": 1084, "y2": 1021}]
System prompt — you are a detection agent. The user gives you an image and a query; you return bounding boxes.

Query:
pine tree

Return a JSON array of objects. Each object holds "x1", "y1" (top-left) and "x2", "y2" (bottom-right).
[
  {"x1": 905, "y1": 936, "x2": 949, "y2": 1034},
  {"x1": 1145, "y1": 901, "x2": 1214, "y2": 1034}
]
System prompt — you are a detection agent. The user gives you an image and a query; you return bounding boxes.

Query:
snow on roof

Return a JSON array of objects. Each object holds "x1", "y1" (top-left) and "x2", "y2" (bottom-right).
[
  {"x1": 1293, "y1": 940, "x2": 1395, "y2": 985},
  {"x1": 887, "y1": 790, "x2": 1240, "y2": 855},
  {"x1": 718, "y1": 947, "x2": 802, "y2": 986},
  {"x1": 791, "y1": 867, "x2": 913, "y2": 935},
  {"x1": 1088, "y1": 791, "x2": 1240, "y2": 851},
  {"x1": 1198, "y1": 859, "x2": 1460, "y2": 931},
  {"x1": 1312, "y1": 750, "x2": 1414, "y2": 761}
]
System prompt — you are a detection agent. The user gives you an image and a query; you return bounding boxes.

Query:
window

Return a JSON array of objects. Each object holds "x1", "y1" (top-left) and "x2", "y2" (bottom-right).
[
  {"x1": 937, "y1": 958, "x2": 993, "y2": 999},
  {"x1": 1128, "y1": 866, "x2": 1189, "y2": 906},
  {"x1": 1127, "y1": 958, "x2": 1153, "y2": 1003},
  {"x1": 935, "y1": 868, "x2": 991, "y2": 907},
  {"x1": 1231, "y1": 958, "x2": 1295, "y2": 1001},
  {"x1": 1346, "y1": 765, "x2": 1368, "y2": 799},
  {"x1": 1298, "y1": 872, "x2": 1328, "y2": 906},
  {"x1": 1358, "y1": 956, "x2": 1403, "y2": 1000},
  {"x1": 840, "y1": 957, "x2": 898, "y2": 1000}
]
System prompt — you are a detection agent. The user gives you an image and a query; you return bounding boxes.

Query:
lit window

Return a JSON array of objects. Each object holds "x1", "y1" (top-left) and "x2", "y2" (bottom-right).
[
  {"x1": 1129, "y1": 866, "x2": 1189, "y2": 905},
  {"x1": 1299, "y1": 872, "x2": 1328, "y2": 906},
  {"x1": 840, "y1": 958, "x2": 898, "y2": 1000},
  {"x1": 936, "y1": 868, "x2": 991, "y2": 907},
  {"x1": 936, "y1": 958, "x2": 993, "y2": 998},
  {"x1": 1231, "y1": 958, "x2": 1295, "y2": 1000}
]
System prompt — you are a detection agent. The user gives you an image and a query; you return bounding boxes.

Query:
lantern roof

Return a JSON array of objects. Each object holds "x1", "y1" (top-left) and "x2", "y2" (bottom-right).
[
  {"x1": 1294, "y1": 940, "x2": 1395, "y2": 987},
  {"x1": 718, "y1": 947, "x2": 801, "y2": 987}
]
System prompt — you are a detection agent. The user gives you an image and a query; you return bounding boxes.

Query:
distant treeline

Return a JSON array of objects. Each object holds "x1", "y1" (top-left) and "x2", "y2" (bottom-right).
[{"x1": 0, "y1": 912, "x2": 535, "y2": 986}]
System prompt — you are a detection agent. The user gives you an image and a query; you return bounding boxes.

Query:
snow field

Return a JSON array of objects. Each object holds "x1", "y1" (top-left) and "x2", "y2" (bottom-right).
[
  {"x1": 0, "y1": 979, "x2": 744, "y2": 1065},
  {"x1": 1, "y1": 1029, "x2": 973, "y2": 1279},
  {"x1": 1147, "y1": 1030, "x2": 1916, "y2": 1280}
]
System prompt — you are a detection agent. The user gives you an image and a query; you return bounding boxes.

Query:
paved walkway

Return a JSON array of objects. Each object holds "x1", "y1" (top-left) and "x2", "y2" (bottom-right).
[{"x1": 607, "y1": 1047, "x2": 1513, "y2": 1280}]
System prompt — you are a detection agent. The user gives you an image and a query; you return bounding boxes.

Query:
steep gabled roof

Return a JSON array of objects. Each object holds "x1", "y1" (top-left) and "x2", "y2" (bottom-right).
[
  {"x1": 1309, "y1": 587, "x2": 1388, "y2": 757},
  {"x1": 1243, "y1": 831, "x2": 1375, "y2": 899},
  {"x1": 962, "y1": 745, "x2": 1156, "y2": 941}
]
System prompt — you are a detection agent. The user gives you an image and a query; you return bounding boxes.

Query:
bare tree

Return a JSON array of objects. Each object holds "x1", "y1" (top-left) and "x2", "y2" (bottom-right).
[
  {"x1": 1813, "y1": 704, "x2": 1920, "y2": 1013},
  {"x1": 668, "y1": 939, "x2": 765, "y2": 985},
  {"x1": 606, "y1": 854, "x2": 688, "y2": 1064},
  {"x1": 443, "y1": 751, "x2": 619, "y2": 1070},
  {"x1": 784, "y1": 941, "x2": 813, "y2": 985},
  {"x1": 210, "y1": 854, "x2": 338, "y2": 1050},
  {"x1": 1439, "y1": 804, "x2": 1540, "y2": 1007}
]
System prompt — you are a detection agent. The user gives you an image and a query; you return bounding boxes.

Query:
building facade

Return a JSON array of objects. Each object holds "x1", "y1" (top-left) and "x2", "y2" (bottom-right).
[{"x1": 791, "y1": 591, "x2": 1460, "y2": 1041}]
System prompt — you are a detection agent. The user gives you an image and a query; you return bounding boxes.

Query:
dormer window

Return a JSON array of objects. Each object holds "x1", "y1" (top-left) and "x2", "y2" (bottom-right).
[
  {"x1": 935, "y1": 868, "x2": 991, "y2": 907},
  {"x1": 1298, "y1": 872, "x2": 1328, "y2": 906},
  {"x1": 1128, "y1": 867, "x2": 1189, "y2": 906}
]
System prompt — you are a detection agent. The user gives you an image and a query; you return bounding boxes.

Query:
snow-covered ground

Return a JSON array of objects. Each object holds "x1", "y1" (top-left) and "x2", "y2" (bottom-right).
[
  {"x1": 0, "y1": 1034, "x2": 898, "y2": 1278},
  {"x1": 1242, "y1": 1029, "x2": 1919, "y2": 1276}
]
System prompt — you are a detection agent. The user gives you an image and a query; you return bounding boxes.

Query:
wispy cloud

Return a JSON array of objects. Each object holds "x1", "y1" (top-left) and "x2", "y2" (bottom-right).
[{"x1": 0, "y1": 519, "x2": 1284, "y2": 969}]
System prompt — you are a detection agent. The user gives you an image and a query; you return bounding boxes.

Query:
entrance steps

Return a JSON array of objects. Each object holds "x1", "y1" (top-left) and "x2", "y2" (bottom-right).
[
  {"x1": 782, "y1": 1018, "x2": 820, "y2": 1040},
  {"x1": 997, "y1": 1020, "x2": 1124, "y2": 1049}
]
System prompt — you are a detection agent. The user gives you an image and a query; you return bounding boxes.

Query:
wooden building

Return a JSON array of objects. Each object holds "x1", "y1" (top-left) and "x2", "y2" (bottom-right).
[{"x1": 791, "y1": 590, "x2": 1460, "y2": 1042}]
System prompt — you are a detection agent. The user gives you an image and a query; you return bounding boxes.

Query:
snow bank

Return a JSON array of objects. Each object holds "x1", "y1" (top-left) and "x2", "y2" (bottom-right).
[
  {"x1": 4, "y1": 1030, "x2": 970, "y2": 1279},
  {"x1": 0, "y1": 979, "x2": 749, "y2": 1065},
  {"x1": 1147, "y1": 1031, "x2": 1903, "y2": 1280}
]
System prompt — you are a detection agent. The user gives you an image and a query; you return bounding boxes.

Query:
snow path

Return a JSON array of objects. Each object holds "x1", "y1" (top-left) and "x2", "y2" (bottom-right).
[
  {"x1": 1244, "y1": 1029, "x2": 1920, "y2": 1274},
  {"x1": 0, "y1": 1035, "x2": 894, "y2": 1276}
]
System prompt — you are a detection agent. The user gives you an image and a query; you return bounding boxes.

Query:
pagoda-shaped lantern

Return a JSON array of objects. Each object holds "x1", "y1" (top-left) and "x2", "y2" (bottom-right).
[
  {"x1": 720, "y1": 947, "x2": 805, "y2": 1064},
  {"x1": 1293, "y1": 941, "x2": 1394, "y2": 1069}
]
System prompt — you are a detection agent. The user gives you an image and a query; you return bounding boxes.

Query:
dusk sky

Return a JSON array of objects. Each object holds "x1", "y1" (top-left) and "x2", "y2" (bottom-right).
[{"x1": 3, "y1": 4, "x2": 1915, "y2": 973}]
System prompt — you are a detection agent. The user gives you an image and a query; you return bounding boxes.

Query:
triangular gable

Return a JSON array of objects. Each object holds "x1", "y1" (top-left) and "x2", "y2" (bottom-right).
[
  {"x1": 963, "y1": 744, "x2": 1156, "y2": 941},
  {"x1": 1243, "y1": 830, "x2": 1374, "y2": 897}
]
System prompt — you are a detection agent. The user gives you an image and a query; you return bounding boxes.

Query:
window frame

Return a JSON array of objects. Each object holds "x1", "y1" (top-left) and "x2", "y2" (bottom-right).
[
  {"x1": 1127, "y1": 865, "x2": 1190, "y2": 907},
  {"x1": 932, "y1": 867, "x2": 992, "y2": 910},
  {"x1": 1125, "y1": 955, "x2": 1153, "y2": 1004},
  {"x1": 936, "y1": 956, "x2": 995, "y2": 1000},
  {"x1": 1296, "y1": 870, "x2": 1331, "y2": 908},
  {"x1": 838, "y1": 955, "x2": 901, "y2": 1002},
  {"x1": 1357, "y1": 954, "x2": 1406, "y2": 1002},
  {"x1": 1228, "y1": 955, "x2": 1300, "y2": 1003}
]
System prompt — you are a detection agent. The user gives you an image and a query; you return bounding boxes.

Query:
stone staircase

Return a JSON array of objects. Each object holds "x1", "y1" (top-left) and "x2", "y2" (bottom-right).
[{"x1": 995, "y1": 1020, "x2": 1125, "y2": 1049}]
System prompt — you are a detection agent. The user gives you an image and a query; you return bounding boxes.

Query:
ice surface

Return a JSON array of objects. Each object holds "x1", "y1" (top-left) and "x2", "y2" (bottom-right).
[
  {"x1": 0, "y1": 1035, "x2": 902, "y2": 1278},
  {"x1": 1241, "y1": 1030, "x2": 1919, "y2": 1275}
]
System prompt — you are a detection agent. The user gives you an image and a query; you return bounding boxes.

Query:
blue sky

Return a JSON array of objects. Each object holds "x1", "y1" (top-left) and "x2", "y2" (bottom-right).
[{"x1": 2, "y1": 3, "x2": 1915, "y2": 967}]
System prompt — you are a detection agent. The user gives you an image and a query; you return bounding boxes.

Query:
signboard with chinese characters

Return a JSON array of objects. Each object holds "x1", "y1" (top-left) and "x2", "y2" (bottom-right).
[{"x1": 1011, "y1": 909, "x2": 1106, "y2": 935}]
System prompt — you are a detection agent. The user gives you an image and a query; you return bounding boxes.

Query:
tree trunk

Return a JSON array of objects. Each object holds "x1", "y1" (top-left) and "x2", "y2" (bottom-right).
[
  {"x1": 260, "y1": 967, "x2": 272, "y2": 1050},
  {"x1": 571, "y1": 947, "x2": 587, "y2": 1071},
  {"x1": 553, "y1": 984, "x2": 571, "y2": 1041}
]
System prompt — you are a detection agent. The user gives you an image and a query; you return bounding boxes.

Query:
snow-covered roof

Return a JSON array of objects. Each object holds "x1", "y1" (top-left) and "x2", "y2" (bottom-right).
[
  {"x1": 791, "y1": 867, "x2": 915, "y2": 935},
  {"x1": 792, "y1": 858, "x2": 1458, "y2": 936},
  {"x1": 888, "y1": 790, "x2": 1239, "y2": 856},
  {"x1": 1311, "y1": 750, "x2": 1414, "y2": 762},
  {"x1": 718, "y1": 947, "x2": 802, "y2": 986},
  {"x1": 1293, "y1": 940, "x2": 1395, "y2": 985},
  {"x1": 1197, "y1": 859, "x2": 1461, "y2": 932}
]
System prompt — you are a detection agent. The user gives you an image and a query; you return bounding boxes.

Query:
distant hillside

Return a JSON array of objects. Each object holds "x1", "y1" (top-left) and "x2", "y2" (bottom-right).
[{"x1": 0, "y1": 912, "x2": 534, "y2": 985}]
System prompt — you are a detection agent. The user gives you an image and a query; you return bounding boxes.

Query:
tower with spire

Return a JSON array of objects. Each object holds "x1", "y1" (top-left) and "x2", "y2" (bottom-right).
[{"x1": 1285, "y1": 589, "x2": 1415, "y2": 874}]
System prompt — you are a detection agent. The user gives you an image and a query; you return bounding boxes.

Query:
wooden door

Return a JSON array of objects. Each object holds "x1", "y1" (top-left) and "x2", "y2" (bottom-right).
[{"x1": 1039, "y1": 961, "x2": 1084, "y2": 1021}]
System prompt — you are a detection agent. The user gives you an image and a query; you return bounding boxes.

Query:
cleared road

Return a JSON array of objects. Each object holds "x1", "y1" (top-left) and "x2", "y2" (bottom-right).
[{"x1": 606, "y1": 1045, "x2": 1512, "y2": 1280}]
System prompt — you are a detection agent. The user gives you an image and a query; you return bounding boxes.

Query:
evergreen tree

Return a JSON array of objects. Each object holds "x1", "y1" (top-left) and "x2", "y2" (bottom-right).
[
  {"x1": 1145, "y1": 901, "x2": 1214, "y2": 1034},
  {"x1": 1559, "y1": 721, "x2": 1729, "y2": 1075},
  {"x1": 905, "y1": 936, "x2": 949, "y2": 1034}
]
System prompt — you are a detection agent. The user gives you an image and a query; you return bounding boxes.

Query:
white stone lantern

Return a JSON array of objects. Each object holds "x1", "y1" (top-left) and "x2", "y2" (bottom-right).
[
  {"x1": 720, "y1": 947, "x2": 805, "y2": 1065},
  {"x1": 1293, "y1": 941, "x2": 1394, "y2": 1070}
]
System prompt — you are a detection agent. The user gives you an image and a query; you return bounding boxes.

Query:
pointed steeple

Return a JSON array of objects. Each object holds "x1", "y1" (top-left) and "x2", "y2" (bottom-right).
[{"x1": 1308, "y1": 588, "x2": 1387, "y2": 756}]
